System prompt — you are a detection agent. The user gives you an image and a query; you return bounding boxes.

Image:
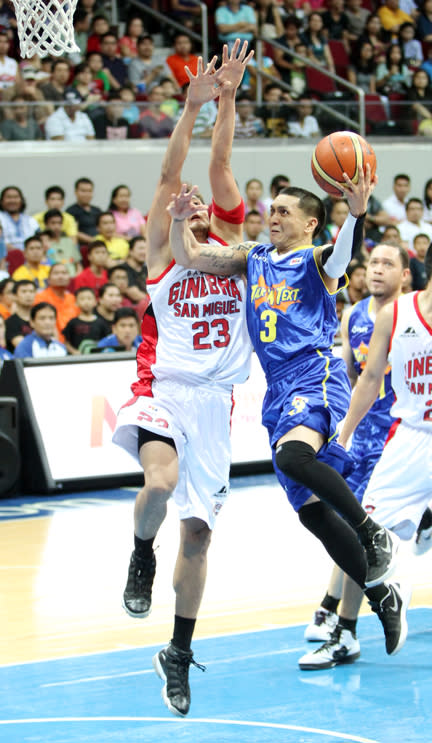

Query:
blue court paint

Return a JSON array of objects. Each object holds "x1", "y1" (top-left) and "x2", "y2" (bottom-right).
[{"x1": 2, "y1": 609, "x2": 432, "y2": 743}]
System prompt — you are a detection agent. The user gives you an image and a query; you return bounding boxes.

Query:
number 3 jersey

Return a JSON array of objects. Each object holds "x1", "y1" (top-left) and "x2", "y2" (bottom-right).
[
  {"x1": 246, "y1": 243, "x2": 346, "y2": 379},
  {"x1": 132, "y1": 253, "x2": 252, "y2": 394},
  {"x1": 388, "y1": 290, "x2": 432, "y2": 430}
]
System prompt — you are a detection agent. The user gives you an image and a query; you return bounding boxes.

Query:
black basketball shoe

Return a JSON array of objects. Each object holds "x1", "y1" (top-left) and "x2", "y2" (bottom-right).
[
  {"x1": 153, "y1": 642, "x2": 205, "y2": 717},
  {"x1": 122, "y1": 550, "x2": 156, "y2": 618},
  {"x1": 369, "y1": 581, "x2": 410, "y2": 655},
  {"x1": 360, "y1": 523, "x2": 399, "y2": 588}
]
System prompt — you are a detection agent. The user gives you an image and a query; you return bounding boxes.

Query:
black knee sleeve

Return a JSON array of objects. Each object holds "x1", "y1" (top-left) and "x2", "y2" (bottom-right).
[{"x1": 275, "y1": 440, "x2": 316, "y2": 483}]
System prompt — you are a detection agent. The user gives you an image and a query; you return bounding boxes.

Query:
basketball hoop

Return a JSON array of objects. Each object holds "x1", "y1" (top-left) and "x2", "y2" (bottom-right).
[{"x1": 11, "y1": 0, "x2": 80, "y2": 58}]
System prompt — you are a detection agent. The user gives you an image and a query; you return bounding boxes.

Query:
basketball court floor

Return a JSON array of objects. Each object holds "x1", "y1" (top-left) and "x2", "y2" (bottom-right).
[{"x1": 1, "y1": 472, "x2": 431, "y2": 743}]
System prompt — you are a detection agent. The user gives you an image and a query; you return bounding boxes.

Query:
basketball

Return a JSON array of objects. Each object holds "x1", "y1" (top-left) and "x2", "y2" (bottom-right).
[{"x1": 311, "y1": 131, "x2": 377, "y2": 196}]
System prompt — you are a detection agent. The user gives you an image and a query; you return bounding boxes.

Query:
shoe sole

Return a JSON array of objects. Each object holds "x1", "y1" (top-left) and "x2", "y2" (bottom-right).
[
  {"x1": 364, "y1": 530, "x2": 400, "y2": 588},
  {"x1": 304, "y1": 630, "x2": 335, "y2": 642},
  {"x1": 152, "y1": 652, "x2": 187, "y2": 718},
  {"x1": 121, "y1": 599, "x2": 151, "y2": 619},
  {"x1": 388, "y1": 585, "x2": 411, "y2": 656},
  {"x1": 299, "y1": 650, "x2": 360, "y2": 671}
]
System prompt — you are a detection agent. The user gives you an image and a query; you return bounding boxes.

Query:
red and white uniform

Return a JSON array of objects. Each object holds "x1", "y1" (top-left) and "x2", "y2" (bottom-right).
[
  {"x1": 363, "y1": 291, "x2": 432, "y2": 539},
  {"x1": 113, "y1": 234, "x2": 252, "y2": 528}
]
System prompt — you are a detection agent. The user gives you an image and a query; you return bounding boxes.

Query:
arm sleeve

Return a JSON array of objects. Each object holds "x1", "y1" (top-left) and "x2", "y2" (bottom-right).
[{"x1": 321, "y1": 213, "x2": 365, "y2": 279}]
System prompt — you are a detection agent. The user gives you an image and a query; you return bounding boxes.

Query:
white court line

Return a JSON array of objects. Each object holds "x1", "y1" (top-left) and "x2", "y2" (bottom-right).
[
  {"x1": 0, "y1": 716, "x2": 380, "y2": 742},
  {"x1": 40, "y1": 646, "x2": 306, "y2": 687}
]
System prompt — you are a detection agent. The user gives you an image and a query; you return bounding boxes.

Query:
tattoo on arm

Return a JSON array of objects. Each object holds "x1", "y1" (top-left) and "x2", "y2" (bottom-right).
[{"x1": 200, "y1": 242, "x2": 248, "y2": 273}]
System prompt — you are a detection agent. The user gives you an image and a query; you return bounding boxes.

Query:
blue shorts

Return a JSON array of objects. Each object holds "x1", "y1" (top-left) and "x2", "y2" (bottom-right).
[
  {"x1": 263, "y1": 352, "x2": 352, "y2": 511},
  {"x1": 346, "y1": 416, "x2": 392, "y2": 503}
]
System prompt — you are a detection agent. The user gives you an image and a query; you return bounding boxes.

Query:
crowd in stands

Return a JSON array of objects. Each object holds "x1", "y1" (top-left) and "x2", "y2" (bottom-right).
[
  {"x1": 0, "y1": 166, "x2": 431, "y2": 361},
  {"x1": 0, "y1": 0, "x2": 429, "y2": 140}
]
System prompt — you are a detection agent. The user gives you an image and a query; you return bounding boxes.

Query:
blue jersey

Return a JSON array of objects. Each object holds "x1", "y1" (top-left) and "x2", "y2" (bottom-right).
[
  {"x1": 348, "y1": 296, "x2": 394, "y2": 428},
  {"x1": 246, "y1": 243, "x2": 346, "y2": 380}
]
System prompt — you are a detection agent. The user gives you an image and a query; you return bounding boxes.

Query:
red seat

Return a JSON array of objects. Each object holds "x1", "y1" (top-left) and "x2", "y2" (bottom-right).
[
  {"x1": 6, "y1": 249, "x2": 25, "y2": 275},
  {"x1": 328, "y1": 40, "x2": 350, "y2": 80},
  {"x1": 305, "y1": 66, "x2": 337, "y2": 96},
  {"x1": 364, "y1": 93, "x2": 389, "y2": 133}
]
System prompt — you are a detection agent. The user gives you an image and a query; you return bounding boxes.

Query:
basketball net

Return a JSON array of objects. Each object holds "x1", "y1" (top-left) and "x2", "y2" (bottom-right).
[{"x1": 11, "y1": 0, "x2": 80, "y2": 58}]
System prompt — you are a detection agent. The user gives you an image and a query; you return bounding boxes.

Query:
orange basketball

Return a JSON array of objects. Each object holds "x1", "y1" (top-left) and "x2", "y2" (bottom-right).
[{"x1": 311, "y1": 131, "x2": 377, "y2": 196}]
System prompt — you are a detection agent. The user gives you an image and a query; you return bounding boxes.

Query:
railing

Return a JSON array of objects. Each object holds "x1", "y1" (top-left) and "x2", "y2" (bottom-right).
[{"x1": 255, "y1": 39, "x2": 366, "y2": 136}]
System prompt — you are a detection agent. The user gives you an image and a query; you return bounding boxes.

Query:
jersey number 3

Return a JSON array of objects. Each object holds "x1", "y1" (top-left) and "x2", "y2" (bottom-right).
[{"x1": 260, "y1": 309, "x2": 277, "y2": 343}]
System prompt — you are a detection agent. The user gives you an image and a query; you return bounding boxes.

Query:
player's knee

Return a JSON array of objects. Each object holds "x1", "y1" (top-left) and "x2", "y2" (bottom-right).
[
  {"x1": 181, "y1": 519, "x2": 212, "y2": 556},
  {"x1": 275, "y1": 440, "x2": 316, "y2": 481},
  {"x1": 298, "y1": 500, "x2": 332, "y2": 537},
  {"x1": 144, "y1": 468, "x2": 177, "y2": 501}
]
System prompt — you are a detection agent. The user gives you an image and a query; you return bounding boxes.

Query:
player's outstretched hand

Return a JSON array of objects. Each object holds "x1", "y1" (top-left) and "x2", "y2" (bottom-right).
[
  {"x1": 167, "y1": 184, "x2": 208, "y2": 222},
  {"x1": 338, "y1": 163, "x2": 378, "y2": 218},
  {"x1": 216, "y1": 38, "x2": 254, "y2": 92},
  {"x1": 185, "y1": 55, "x2": 220, "y2": 105}
]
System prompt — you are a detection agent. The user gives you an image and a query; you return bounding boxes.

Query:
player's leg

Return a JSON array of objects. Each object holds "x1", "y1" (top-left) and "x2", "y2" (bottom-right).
[
  {"x1": 123, "y1": 432, "x2": 178, "y2": 619},
  {"x1": 413, "y1": 504, "x2": 432, "y2": 555},
  {"x1": 153, "y1": 516, "x2": 210, "y2": 717},
  {"x1": 304, "y1": 563, "x2": 342, "y2": 642}
]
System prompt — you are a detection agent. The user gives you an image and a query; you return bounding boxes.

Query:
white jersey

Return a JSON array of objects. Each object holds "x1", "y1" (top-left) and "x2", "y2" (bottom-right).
[
  {"x1": 389, "y1": 290, "x2": 432, "y2": 430},
  {"x1": 133, "y1": 246, "x2": 252, "y2": 392}
]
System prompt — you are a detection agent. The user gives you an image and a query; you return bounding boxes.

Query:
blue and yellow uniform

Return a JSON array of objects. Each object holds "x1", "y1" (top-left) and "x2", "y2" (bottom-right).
[
  {"x1": 345, "y1": 296, "x2": 394, "y2": 502},
  {"x1": 246, "y1": 242, "x2": 352, "y2": 511}
]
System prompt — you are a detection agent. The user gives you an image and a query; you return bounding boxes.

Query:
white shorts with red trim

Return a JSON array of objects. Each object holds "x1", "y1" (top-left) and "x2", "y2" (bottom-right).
[
  {"x1": 113, "y1": 379, "x2": 233, "y2": 529},
  {"x1": 362, "y1": 421, "x2": 432, "y2": 540}
]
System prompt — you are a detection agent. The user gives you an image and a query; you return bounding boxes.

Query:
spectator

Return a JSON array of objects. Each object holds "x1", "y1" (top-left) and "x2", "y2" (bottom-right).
[
  {"x1": 421, "y1": 41, "x2": 432, "y2": 80},
  {"x1": 378, "y1": 0, "x2": 412, "y2": 40},
  {"x1": 0, "y1": 94, "x2": 42, "y2": 141},
  {"x1": 118, "y1": 235, "x2": 148, "y2": 295},
  {"x1": 73, "y1": 239, "x2": 108, "y2": 295},
  {"x1": 106, "y1": 262, "x2": 149, "y2": 319},
  {"x1": 95, "y1": 281, "x2": 122, "y2": 333},
  {"x1": 14, "y1": 67, "x2": 50, "y2": 126},
  {"x1": 338, "y1": 261, "x2": 368, "y2": 307},
  {"x1": 14, "y1": 302, "x2": 67, "y2": 358},
  {"x1": 323, "y1": 197, "x2": 350, "y2": 244},
  {"x1": 398, "y1": 22, "x2": 424, "y2": 70},
  {"x1": 71, "y1": 61, "x2": 104, "y2": 114},
  {"x1": 108, "y1": 185, "x2": 146, "y2": 239},
  {"x1": 69, "y1": 7, "x2": 91, "y2": 64},
  {"x1": 215, "y1": 0, "x2": 257, "y2": 53},
  {"x1": 234, "y1": 94, "x2": 265, "y2": 137},
  {"x1": 33, "y1": 185, "x2": 78, "y2": 242},
  {"x1": 382, "y1": 173, "x2": 411, "y2": 223},
  {"x1": 86, "y1": 50, "x2": 110, "y2": 94},
  {"x1": 381, "y1": 223, "x2": 403, "y2": 245},
  {"x1": 407, "y1": 67, "x2": 432, "y2": 128},
  {"x1": 40, "y1": 59, "x2": 71, "y2": 102},
  {"x1": 166, "y1": 33, "x2": 199, "y2": 89},
  {"x1": 0, "y1": 277, "x2": 15, "y2": 320},
  {"x1": 0, "y1": 314, "x2": 13, "y2": 366},
  {"x1": 376, "y1": 42, "x2": 411, "y2": 96},
  {"x1": 119, "y1": 16, "x2": 145, "y2": 61},
  {"x1": 255, "y1": 82, "x2": 292, "y2": 137},
  {"x1": 36, "y1": 263, "x2": 79, "y2": 342},
  {"x1": 62, "y1": 286, "x2": 108, "y2": 354},
  {"x1": 397, "y1": 197, "x2": 432, "y2": 253},
  {"x1": 100, "y1": 31, "x2": 128, "y2": 89},
  {"x1": 138, "y1": 84, "x2": 175, "y2": 138},
  {"x1": 301, "y1": 11, "x2": 336, "y2": 72},
  {"x1": 356, "y1": 12, "x2": 389, "y2": 65},
  {"x1": 244, "y1": 177, "x2": 267, "y2": 221},
  {"x1": 0, "y1": 186, "x2": 39, "y2": 252},
  {"x1": 288, "y1": 41, "x2": 308, "y2": 99},
  {"x1": 345, "y1": 0, "x2": 369, "y2": 43},
  {"x1": 246, "y1": 47, "x2": 282, "y2": 97},
  {"x1": 96, "y1": 306, "x2": 140, "y2": 352},
  {"x1": 288, "y1": 96, "x2": 321, "y2": 137},
  {"x1": 169, "y1": 0, "x2": 202, "y2": 33},
  {"x1": 255, "y1": 0, "x2": 284, "y2": 41},
  {"x1": 12, "y1": 235, "x2": 50, "y2": 289},
  {"x1": 347, "y1": 40, "x2": 377, "y2": 93},
  {"x1": 321, "y1": 0, "x2": 350, "y2": 51},
  {"x1": 5, "y1": 279, "x2": 36, "y2": 352},
  {"x1": 243, "y1": 208, "x2": 268, "y2": 242},
  {"x1": 66, "y1": 177, "x2": 102, "y2": 245},
  {"x1": 0, "y1": 30, "x2": 20, "y2": 93},
  {"x1": 417, "y1": 0, "x2": 432, "y2": 42},
  {"x1": 43, "y1": 209, "x2": 83, "y2": 277},
  {"x1": 128, "y1": 34, "x2": 174, "y2": 94},
  {"x1": 273, "y1": 15, "x2": 303, "y2": 85},
  {"x1": 86, "y1": 14, "x2": 110, "y2": 53},
  {"x1": 409, "y1": 232, "x2": 430, "y2": 289},
  {"x1": 262, "y1": 172, "x2": 291, "y2": 211},
  {"x1": 44, "y1": 88, "x2": 96, "y2": 141},
  {"x1": 92, "y1": 90, "x2": 132, "y2": 139},
  {"x1": 423, "y1": 176, "x2": 432, "y2": 223},
  {"x1": 95, "y1": 211, "x2": 129, "y2": 264},
  {"x1": 159, "y1": 77, "x2": 181, "y2": 118}
]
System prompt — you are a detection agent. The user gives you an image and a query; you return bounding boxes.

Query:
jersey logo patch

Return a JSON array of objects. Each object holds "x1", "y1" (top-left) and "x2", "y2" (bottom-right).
[
  {"x1": 250, "y1": 275, "x2": 301, "y2": 311},
  {"x1": 289, "y1": 256, "x2": 303, "y2": 266},
  {"x1": 402, "y1": 326, "x2": 418, "y2": 336}
]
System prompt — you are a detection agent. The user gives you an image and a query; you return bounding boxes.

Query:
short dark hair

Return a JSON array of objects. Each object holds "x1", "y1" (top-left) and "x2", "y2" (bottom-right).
[
  {"x1": 245, "y1": 209, "x2": 263, "y2": 220},
  {"x1": 375, "y1": 242, "x2": 409, "y2": 270},
  {"x1": 270, "y1": 174, "x2": 290, "y2": 194},
  {"x1": 75, "y1": 177, "x2": 94, "y2": 189},
  {"x1": 44, "y1": 208, "x2": 63, "y2": 223},
  {"x1": 75, "y1": 286, "x2": 96, "y2": 298},
  {"x1": 406, "y1": 197, "x2": 423, "y2": 209},
  {"x1": 45, "y1": 185, "x2": 65, "y2": 200},
  {"x1": 30, "y1": 301, "x2": 57, "y2": 320},
  {"x1": 99, "y1": 282, "x2": 120, "y2": 298},
  {"x1": 52, "y1": 59, "x2": 69, "y2": 71},
  {"x1": 129, "y1": 235, "x2": 146, "y2": 251},
  {"x1": 101, "y1": 31, "x2": 118, "y2": 42},
  {"x1": 24, "y1": 235, "x2": 43, "y2": 249},
  {"x1": 0, "y1": 277, "x2": 14, "y2": 294},
  {"x1": 108, "y1": 265, "x2": 128, "y2": 279},
  {"x1": 347, "y1": 261, "x2": 367, "y2": 278},
  {"x1": 137, "y1": 34, "x2": 153, "y2": 44},
  {"x1": 97, "y1": 211, "x2": 115, "y2": 224},
  {"x1": 394, "y1": 173, "x2": 410, "y2": 183},
  {"x1": 278, "y1": 186, "x2": 326, "y2": 238},
  {"x1": 13, "y1": 279, "x2": 36, "y2": 294},
  {"x1": 113, "y1": 307, "x2": 138, "y2": 324},
  {"x1": 88, "y1": 239, "x2": 108, "y2": 254}
]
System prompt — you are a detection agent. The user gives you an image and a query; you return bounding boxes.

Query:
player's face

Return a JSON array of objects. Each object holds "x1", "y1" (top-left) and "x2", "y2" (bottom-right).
[
  {"x1": 32, "y1": 308, "x2": 56, "y2": 341},
  {"x1": 269, "y1": 194, "x2": 316, "y2": 249},
  {"x1": 188, "y1": 197, "x2": 210, "y2": 233},
  {"x1": 366, "y1": 244, "x2": 405, "y2": 298}
]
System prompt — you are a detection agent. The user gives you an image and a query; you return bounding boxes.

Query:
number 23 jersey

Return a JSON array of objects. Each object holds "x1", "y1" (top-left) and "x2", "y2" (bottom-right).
[{"x1": 246, "y1": 243, "x2": 346, "y2": 378}]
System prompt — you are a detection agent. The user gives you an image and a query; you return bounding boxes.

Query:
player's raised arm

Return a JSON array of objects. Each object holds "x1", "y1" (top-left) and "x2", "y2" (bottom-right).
[
  {"x1": 339, "y1": 302, "x2": 394, "y2": 447},
  {"x1": 168, "y1": 184, "x2": 248, "y2": 276},
  {"x1": 208, "y1": 39, "x2": 254, "y2": 243},
  {"x1": 146, "y1": 55, "x2": 220, "y2": 277}
]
